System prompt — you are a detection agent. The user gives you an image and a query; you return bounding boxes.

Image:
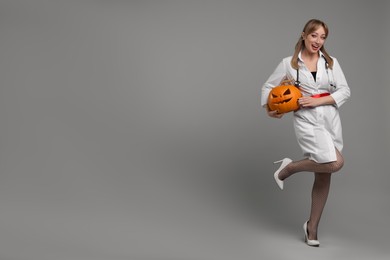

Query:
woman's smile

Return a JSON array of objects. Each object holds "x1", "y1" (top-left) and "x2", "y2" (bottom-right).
[{"x1": 303, "y1": 26, "x2": 326, "y2": 54}]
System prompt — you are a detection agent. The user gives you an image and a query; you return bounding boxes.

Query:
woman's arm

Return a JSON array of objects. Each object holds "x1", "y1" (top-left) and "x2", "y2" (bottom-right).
[
  {"x1": 261, "y1": 58, "x2": 290, "y2": 118},
  {"x1": 261, "y1": 59, "x2": 288, "y2": 107},
  {"x1": 329, "y1": 58, "x2": 351, "y2": 107},
  {"x1": 298, "y1": 95, "x2": 335, "y2": 108},
  {"x1": 298, "y1": 57, "x2": 350, "y2": 108},
  {"x1": 263, "y1": 104, "x2": 284, "y2": 118}
]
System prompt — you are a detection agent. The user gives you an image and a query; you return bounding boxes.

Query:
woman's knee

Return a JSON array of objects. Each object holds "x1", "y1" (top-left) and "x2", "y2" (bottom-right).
[
  {"x1": 333, "y1": 149, "x2": 344, "y2": 172},
  {"x1": 331, "y1": 157, "x2": 344, "y2": 172}
]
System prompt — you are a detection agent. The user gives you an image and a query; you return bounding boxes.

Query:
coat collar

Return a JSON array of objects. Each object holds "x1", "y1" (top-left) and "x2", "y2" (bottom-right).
[{"x1": 298, "y1": 50, "x2": 326, "y2": 64}]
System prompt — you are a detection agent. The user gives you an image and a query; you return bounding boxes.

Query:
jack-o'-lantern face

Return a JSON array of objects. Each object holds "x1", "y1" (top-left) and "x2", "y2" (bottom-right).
[{"x1": 268, "y1": 85, "x2": 302, "y2": 113}]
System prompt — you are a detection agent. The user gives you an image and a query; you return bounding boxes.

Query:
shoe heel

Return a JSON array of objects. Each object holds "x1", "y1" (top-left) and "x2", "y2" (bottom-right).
[{"x1": 303, "y1": 221, "x2": 320, "y2": 247}]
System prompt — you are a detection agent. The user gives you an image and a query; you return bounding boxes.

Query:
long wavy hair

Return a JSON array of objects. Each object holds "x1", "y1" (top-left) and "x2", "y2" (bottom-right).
[{"x1": 291, "y1": 19, "x2": 333, "y2": 70}]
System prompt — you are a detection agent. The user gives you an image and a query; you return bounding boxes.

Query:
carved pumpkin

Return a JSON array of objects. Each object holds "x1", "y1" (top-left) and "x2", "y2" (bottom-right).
[{"x1": 268, "y1": 85, "x2": 302, "y2": 113}]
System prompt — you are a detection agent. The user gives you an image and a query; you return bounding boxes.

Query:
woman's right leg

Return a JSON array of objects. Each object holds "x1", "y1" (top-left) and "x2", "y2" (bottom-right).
[
  {"x1": 275, "y1": 149, "x2": 344, "y2": 244},
  {"x1": 307, "y1": 172, "x2": 332, "y2": 241}
]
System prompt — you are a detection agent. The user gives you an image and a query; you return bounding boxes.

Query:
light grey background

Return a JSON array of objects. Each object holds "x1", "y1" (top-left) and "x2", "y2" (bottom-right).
[{"x1": 0, "y1": 0, "x2": 389, "y2": 259}]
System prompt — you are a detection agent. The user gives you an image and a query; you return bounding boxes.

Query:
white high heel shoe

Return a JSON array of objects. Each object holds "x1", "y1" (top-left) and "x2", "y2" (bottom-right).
[
  {"x1": 303, "y1": 221, "x2": 320, "y2": 247},
  {"x1": 273, "y1": 158, "x2": 292, "y2": 190}
]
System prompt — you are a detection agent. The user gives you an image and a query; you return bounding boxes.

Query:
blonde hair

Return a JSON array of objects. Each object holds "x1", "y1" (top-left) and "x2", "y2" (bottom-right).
[{"x1": 291, "y1": 19, "x2": 333, "y2": 70}]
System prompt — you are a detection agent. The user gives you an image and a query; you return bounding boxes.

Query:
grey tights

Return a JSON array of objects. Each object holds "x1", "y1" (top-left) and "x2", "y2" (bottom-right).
[
  {"x1": 278, "y1": 149, "x2": 344, "y2": 180},
  {"x1": 278, "y1": 149, "x2": 344, "y2": 240}
]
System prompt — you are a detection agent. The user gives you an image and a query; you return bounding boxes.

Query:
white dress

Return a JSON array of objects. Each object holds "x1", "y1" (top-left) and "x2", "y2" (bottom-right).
[{"x1": 261, "y1": 51, "x2": 351, "y2": 163}]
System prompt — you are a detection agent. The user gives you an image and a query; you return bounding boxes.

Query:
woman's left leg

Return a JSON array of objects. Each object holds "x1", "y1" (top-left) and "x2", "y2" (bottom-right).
[{"x1": 307, "y1": 172, "x2": 332, "y2": 241}]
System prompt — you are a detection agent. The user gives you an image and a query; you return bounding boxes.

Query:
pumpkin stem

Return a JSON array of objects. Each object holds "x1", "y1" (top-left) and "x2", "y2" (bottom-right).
[{"x1": 280, "y1": 79, "x2": 294, "y2": 86}]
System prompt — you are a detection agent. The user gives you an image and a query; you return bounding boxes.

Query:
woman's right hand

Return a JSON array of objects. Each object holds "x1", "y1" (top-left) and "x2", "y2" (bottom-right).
[{"x1": 265, "y1": 106, "x2": 284, "y2": 119}]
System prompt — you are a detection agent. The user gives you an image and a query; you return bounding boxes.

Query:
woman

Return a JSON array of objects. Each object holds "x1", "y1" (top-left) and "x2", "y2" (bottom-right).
[{"x1": 260, "y1": 19, "x2": 350, "y2": 247}]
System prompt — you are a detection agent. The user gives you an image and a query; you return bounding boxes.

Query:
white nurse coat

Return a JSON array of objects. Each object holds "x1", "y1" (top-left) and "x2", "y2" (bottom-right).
[{"x1": 261, "y1": 51, "x2": 351, "y2": 163}]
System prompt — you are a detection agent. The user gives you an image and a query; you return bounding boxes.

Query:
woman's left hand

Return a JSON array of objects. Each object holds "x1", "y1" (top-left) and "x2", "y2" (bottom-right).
[{"x1": 298, "y1": 97, "x2": 321, "y2": 108}]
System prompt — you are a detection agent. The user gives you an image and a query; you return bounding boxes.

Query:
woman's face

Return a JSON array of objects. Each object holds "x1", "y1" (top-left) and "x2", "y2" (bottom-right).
[{"x1": 302, "y1": 26, "x2": 327, "y2": 54}]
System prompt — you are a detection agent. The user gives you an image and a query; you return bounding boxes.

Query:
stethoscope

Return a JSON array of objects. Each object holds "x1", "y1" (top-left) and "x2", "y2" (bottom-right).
[{"x1": 294, "y1": 60, "x2": 336, "y2": 90}]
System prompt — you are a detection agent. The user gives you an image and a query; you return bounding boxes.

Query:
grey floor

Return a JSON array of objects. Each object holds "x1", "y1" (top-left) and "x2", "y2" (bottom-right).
[
  {"x1": 0, "y1": 161, "x2": 389, "y2": 260},
  {"x1": 1, "y1": 131, "x2": 389, "y2": 260}
]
